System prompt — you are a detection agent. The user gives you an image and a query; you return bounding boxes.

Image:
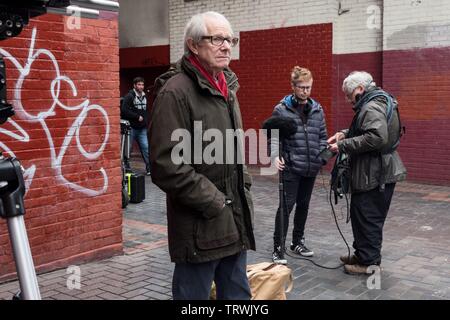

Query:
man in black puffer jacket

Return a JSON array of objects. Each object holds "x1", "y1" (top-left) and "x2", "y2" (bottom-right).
[{"x1": 270, "y1": 67, "x2": 328, "y2": 263}]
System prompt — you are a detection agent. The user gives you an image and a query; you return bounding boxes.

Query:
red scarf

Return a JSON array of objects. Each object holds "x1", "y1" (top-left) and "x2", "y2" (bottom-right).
[{"x1": 187, "y1": 55, "x2": 228, "y2": 99}]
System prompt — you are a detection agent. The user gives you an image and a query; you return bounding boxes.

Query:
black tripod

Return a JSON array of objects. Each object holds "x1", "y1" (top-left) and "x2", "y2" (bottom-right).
[
  {"x1": 1, "y1": 55, "x2": 40, "y2": 299},
  {"x1": 276, "y1": 140, "x2": 288, "y2": 265},
  {"x1": 0, "y1": 155, "x2": 41, "y2": 299},
  {"x1": 120, "y1": 119, "x2": 131, "y2": 208}
]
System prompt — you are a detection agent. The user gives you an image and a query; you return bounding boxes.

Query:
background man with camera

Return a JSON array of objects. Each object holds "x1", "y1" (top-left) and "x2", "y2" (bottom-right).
[
  {"x1": 121, "y1": 77, "x2": 151, "y2": 175},
  {"x1": 328, "y1": 71, "x2": 407, "y2": 275}
]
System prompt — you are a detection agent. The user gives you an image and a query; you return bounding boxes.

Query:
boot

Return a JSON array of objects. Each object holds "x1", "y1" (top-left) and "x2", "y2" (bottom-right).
[{"x1": 340, "y1": 254, "x2": 359, "y2": 265}]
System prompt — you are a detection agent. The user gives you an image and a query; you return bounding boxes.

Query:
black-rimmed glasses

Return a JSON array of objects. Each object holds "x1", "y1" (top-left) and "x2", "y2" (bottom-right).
[{"x1": 201, "y1": 35, "x2": 239, "y2": 47}]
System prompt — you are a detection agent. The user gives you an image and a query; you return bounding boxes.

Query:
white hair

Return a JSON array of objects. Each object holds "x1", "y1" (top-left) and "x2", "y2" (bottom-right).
[
  {"x1": 342, "y1": 71, "x2": 376, "y2": 95},
  {"x1": 183, "y1": 11, "x2": 233, "y2": 54}
]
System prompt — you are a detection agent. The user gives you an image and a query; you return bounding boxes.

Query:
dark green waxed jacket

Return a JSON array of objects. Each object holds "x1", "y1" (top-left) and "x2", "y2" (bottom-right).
[
  {"x1": 149, "y1": 54, "x2": 255, "y2": 263},
  {"x1": 338, "y1": 88, "x2": 407, "y2": 193}
]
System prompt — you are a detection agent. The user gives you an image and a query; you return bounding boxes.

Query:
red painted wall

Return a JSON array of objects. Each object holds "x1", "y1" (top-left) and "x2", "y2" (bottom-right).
[
  {"x1": 0, "y1": 14, "x2": 122, "y2": 280},
  {"x1": 383, "y1": 47, "x2": 450, "y2": 184},
  {"x1": 230, "y1": 24, "x2": 332, "y2": 166},
  {"x1": 231, "y1": 24, "x2": 333, "y2": 133}
]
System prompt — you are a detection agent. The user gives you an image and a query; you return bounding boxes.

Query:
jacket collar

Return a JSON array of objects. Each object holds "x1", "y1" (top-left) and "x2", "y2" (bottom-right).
[
  {"x1": 283, "y1": 94, "x2": 315, "y2": 114},
  {"x1": 181, "y1": 53, "x2": 239, "y2": 98}
]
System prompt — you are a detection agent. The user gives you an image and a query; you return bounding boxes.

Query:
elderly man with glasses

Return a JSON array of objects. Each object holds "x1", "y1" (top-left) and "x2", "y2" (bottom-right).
[
  {"x1": 150, "y1": 11, "x2": 255, "y2": 300},
  {"x1": 270, "y1": 67, "x2": 328, "y2": 264}
]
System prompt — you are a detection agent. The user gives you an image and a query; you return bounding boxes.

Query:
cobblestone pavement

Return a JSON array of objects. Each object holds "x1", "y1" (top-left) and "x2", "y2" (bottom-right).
[{"x1": 1, "y1": 161, "x2": 449, "y2": 300}]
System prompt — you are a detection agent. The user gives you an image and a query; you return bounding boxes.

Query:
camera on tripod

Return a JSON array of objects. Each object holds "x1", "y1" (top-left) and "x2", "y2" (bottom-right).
[
  {"x1": 0, "y1": 0, "x2": 119, "y2": 300},
  {"x1": 0, "y1": 1, "x2": 120, "y2": 41}
]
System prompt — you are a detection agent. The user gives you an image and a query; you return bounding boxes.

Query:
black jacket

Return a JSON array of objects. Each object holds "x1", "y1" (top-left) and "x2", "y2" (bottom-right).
[
  {"x1": 121, "y1": 89, "x2": 148, "y2": 129},
  {"x1": 338, "y1": 87, "x2": 407, "y2": 193}
]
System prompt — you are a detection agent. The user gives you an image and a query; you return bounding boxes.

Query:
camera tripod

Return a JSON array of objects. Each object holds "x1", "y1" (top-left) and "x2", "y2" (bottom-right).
[
  {"x1": 0, "y1": 154, "x2": 41, "y2": 300},
  {"x1": 120, "y1": 119, "x2": 131, "y2": 208}
]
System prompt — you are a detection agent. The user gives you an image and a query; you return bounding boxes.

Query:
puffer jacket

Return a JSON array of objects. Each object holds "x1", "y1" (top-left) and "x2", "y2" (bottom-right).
[
  {"x1": 149, "y1": 54, "x2": 255, "y2": 264},
  {"x1": 338, "y1": 87, "x2": 407, "y2": 193},
  {"x1": 270, "y1": 95, "x2": 328, "y2": 177}
]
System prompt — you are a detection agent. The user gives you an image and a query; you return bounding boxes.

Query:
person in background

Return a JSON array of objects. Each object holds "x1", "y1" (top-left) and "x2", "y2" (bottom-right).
[{"x1": 121, "y1": 77, "x2": 151, "y2": 175}]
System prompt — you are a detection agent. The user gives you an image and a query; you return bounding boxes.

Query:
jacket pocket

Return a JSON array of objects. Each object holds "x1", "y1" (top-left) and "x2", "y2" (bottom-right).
[{"x1": 195, "y1": 205, "x2": 239, "y2": 250}]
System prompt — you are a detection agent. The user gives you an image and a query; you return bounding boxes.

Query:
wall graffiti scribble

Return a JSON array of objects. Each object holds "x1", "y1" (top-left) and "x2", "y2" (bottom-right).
[{"x1": 0, "y1": 28, "x2": 110, "y2": 196}]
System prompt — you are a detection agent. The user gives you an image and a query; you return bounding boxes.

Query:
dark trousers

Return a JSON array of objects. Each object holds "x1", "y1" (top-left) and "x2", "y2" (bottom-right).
[
  {"x1": 350, "y1": 183, "x2": 395, "y2": 266},
  {"x1": 172, "y1": 251, "x2": 251, "y2": 300},
  {"x1": 273, "y1": 172, "x2": 316, "y2": 249}
]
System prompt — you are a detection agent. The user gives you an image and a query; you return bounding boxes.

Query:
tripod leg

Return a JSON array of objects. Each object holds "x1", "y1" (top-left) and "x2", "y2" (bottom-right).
[{"x1": 7, "y1": 216, "x2": 41, "y2": 300}]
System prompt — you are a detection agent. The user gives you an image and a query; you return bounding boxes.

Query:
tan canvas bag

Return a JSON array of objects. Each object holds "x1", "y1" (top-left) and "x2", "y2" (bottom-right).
[{"x1": 247, "y1": 262, "x2": 293, "y2": 300}]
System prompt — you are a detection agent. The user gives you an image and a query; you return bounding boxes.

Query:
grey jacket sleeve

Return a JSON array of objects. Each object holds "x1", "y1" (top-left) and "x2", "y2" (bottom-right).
[
  {"x1": 149, "y1": 90, "x2": 225, "y2": 219},
  {"x1": 338, "y1": 102, "x2": 388, "y2": 155}
]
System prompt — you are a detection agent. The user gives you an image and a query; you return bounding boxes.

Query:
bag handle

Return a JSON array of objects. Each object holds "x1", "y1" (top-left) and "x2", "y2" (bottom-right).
[{"x1": 285, "y1": 273, "x2": 293, "y2": 293}]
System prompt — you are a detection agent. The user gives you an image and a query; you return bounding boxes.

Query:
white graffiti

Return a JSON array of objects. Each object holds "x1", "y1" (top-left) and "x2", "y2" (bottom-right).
[{"x1": 0, "y1": 28, "x2": 109, "y2": 196}]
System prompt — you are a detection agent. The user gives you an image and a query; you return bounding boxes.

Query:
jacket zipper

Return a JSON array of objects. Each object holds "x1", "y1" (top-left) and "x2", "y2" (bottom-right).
[
  {"x1": 303, "y1": 122, "x2": 311, "y2": 176},
  {"x1": 286, "y1": 102, "x2": 315, "y2": 176}
]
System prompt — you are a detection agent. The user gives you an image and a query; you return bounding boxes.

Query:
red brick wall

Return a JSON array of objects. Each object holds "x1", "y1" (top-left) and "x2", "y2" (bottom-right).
[
  {"x1": 0, "y1": 14, "x2": 122, "y2": 280},
  {"x1": 383, "y1": 47, "x2": 450, "y2": 184}
]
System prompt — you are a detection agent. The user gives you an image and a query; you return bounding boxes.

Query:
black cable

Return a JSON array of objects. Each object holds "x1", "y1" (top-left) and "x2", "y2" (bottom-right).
[{"x1": 281, "y1": 170, "x2": 351, "y2": 270}]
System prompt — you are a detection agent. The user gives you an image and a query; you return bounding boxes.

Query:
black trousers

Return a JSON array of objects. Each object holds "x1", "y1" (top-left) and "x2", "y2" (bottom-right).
[
  {"x1": 273, "y1": 171, "x2": 316, "y2": 249},
  {"x1": 350, "y1": 183, "x2": 395, "y2": 266}
]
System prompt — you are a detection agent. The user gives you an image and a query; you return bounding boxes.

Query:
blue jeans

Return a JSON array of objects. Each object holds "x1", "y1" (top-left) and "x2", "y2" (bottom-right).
[
  {"x1": 130, "y1": 127, "x2": 149, "y2": 169},
  {"x1": 172, "y1": 251, "x2": 251, "y2": 300}
]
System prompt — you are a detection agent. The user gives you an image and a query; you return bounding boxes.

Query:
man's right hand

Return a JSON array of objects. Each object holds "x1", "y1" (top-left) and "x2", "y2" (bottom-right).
[
  {"x1": 327, "y1": 132, "x2": 345, "y2": 144},
  {"x1": 275, "y1": 156, "x2": 285, "y2": 171},
  {"x1": 138, "y1": 116, "x2": 143, "y2": 122}
]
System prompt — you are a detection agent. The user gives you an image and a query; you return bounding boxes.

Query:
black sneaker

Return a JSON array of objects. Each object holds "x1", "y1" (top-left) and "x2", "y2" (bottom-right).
[
  {"x1": 146, "y1": 170, "x2": 151, "y2": 176},
  {"x1": 290, "y1": 243, "x2": 314, "y2": 257},
  {"x1": 272, "y1": 247, "x2": 287, "y2": 265}
]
